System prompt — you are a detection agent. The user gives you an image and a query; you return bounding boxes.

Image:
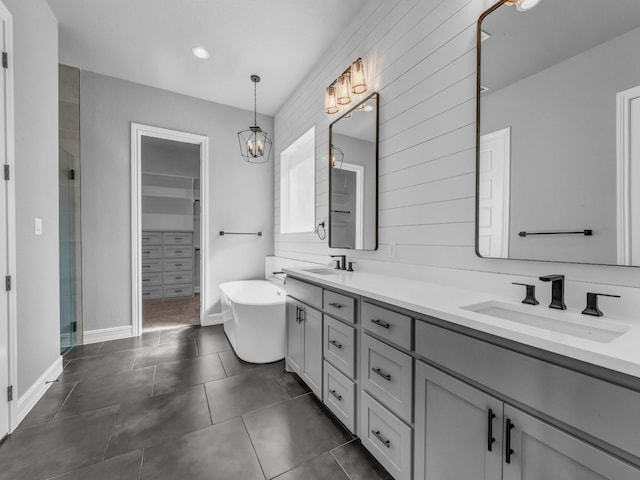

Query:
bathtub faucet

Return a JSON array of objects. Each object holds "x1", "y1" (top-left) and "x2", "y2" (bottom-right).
[
  {"x1": 330, "y1": 255, "x2": 347, "y2": 270},
  {"x1": 272, "y1": 271, "x2": 287, "y2": 284}
]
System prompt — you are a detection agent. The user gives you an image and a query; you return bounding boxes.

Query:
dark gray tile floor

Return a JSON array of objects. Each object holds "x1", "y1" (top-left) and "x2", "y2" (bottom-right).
[{"x1": 3, "y1": 324, "x2": 391, "y2": 479}]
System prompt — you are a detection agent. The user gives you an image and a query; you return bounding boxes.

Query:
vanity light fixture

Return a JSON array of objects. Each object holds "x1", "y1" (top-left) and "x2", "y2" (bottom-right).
[
  {"x1": 324, "y1": 57, "x2": 369, "y2": 115},
  {"x1": 237, "y1": 75, "x2": 272, "y2": 163},
  {"x1": 325, "y1": 83, "x2": 339, "y2": 114},
  {"x1": 191, "y1": 46, "x2": 210, "y2": 59},
  {"x1": 350, "y1": 58, "x2": 367, "y2": 94},
  {"x1": 337, "y1": 72, "x2": 352, "y2": 105}
]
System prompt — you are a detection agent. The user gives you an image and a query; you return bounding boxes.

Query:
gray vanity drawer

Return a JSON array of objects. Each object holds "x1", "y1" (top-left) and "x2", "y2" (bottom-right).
[
  {"x1": 286, "y1": 277, "x2": 322, "y2": 310},
  {"x1": 323, "y1": 361, "x2": 356, "y2": 434},
  {"x1": 142, "y1": 286, "x2": 163, "y2": 301},
  {"x1": 324, "y1": 315, "x2": 355, "y2": 378},
  {"x1": 142, "y1": 259, "x2": 162, "y2": 273},
  {"x1": 142, "y1": 231, "x2": 162, "y2": 245},
  {"x1": 323, "y1": 290, "x2": 356, "y2": 324},
  {"x1": 142, "y1": 245, "x2": 162, "y2": 259},
  {"x1": 164, "y1": 271, "x2": 193, "y2": 285},
  {"x1": 163, "y1": 232, "x2": 193, "y2": 245},
  {"x1": 362, "y1": 301, "x2": 412, "y2": 351},
  {"x1": 163, "y1": 246, "x2": 192, "y2": 258},
  {"x1": 360, "y1": 391, "x2": 412, "y2": 480},
  {"x1": 163, "y1": 258, "x2": 193, "y2": 272},
  {"x1": 142, "y1": 272, "x2": 162, "y2": 287},
  {"x1": 361, "y1": 334, "x2": 413, "y2": 423},
  {"x1": 163, "y1": 284, "x2": 193, "y2": 298}
]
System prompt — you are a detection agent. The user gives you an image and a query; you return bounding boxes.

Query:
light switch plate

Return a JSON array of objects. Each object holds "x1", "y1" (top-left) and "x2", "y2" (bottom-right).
[{"x1": 34, "y1": 217, "x2": 43, "y2": 235}]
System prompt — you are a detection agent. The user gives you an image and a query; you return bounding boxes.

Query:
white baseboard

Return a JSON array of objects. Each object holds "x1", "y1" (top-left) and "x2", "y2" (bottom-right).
[
  {"x1": 202, "y1": 312, "x2": 223, "y2": 326},
  {"x1": 14, "y1": 356, "x2": 63, "y2": 431},
  {"x1": 83, "y1": 325, "x2": 133, "y2": 344}
]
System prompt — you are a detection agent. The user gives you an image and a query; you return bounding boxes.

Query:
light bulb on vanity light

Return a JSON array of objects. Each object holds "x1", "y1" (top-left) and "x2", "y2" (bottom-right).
[
  {"x1": 325, "y1": 83, "x2": 339, "y2": 114},
  {"x1": 504, "y1": 0, "x2": 541, "y2": 11},
  {"x1": 350, "y1": 58, "x2": 368, "y2": 94}
]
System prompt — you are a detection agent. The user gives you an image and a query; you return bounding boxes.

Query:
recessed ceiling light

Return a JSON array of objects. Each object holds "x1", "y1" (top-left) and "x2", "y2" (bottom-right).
[{"x1": 191, "y1": 46, "x2": 210, "y2": 59}]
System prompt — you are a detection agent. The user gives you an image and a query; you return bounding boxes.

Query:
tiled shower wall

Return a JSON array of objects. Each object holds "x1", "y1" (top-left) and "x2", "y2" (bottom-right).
[{"x1": 273, "y1": 0, "x2": 640, "y2": 315}]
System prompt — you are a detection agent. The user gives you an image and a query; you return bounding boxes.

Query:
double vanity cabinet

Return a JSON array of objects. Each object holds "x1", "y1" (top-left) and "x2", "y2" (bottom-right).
[{"x1": 284, "y1": 271, "x2": 640, "y2": 480}]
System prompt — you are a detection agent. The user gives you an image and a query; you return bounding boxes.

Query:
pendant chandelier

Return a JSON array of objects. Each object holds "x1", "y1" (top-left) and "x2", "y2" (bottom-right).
[{"x1": 238, "y1": 75, "x2": 272, "y2": 163}]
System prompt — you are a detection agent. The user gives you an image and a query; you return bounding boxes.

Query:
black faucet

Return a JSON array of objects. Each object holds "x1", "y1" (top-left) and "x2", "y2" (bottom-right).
[
  {"x1": 330, "y1": 255, "x2": 346, "y2": 270},
  {"x1": 539, "y1": 274, "x2": 566, "y2": 310}
]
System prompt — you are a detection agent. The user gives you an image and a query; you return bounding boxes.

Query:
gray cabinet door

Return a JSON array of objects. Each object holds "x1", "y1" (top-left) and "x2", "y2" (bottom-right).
[
  {"x1": 414, "y1": 361, "x2": 503, "y2": 480},
  {"x1": 286, "y1": 299, "x2": 303, "y2": 375},
  {"x1": 302, "y1": 305, "x2": 323, "y2": 399},
  {"x1": 503, "y1": 405, "x2": 640, "y2": 480}
]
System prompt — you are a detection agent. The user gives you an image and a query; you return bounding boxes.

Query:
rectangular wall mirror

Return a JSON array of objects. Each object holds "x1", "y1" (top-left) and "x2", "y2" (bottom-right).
[
  {"x1": 477, "y1": 0, "x2": 640, "y2": 266},
  {"x1": 329, "y1": 92, "x2": 378, "y2": 250}
]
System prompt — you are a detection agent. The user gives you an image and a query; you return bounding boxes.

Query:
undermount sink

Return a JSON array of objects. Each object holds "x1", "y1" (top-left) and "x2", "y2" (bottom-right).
[
  {"x1": 302, "y1": 268, "x2": 338, "y2": 275},
  {"x1": 461, "y1": 300, "x2": 630, "y2": 343}
]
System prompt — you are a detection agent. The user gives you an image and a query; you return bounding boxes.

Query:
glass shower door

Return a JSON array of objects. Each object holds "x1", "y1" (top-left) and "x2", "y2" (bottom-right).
[{"x1": 59, "y1": 148, "x2": 77, "y2": 354}]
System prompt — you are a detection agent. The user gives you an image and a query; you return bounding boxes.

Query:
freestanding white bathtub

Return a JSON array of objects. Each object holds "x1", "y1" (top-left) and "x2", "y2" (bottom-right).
[{"x1": 219, "y1": 280, "x2": 286, "y2": 363}]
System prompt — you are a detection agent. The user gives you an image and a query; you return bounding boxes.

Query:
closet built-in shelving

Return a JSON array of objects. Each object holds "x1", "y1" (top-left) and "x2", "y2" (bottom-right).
[
  {"x1": 142, "y1": 172, "x2": 199, "y2": 231},
  {"x1": 141, "y1": 168, "x2": 200, "y2": 299}
]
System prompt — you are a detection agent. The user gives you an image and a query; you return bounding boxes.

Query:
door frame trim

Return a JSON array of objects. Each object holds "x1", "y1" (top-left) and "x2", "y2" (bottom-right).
[
  {"x1": 0, "y1": 0, "x2": 17, "y2": 433},
  {"x1": 130, "y1": 123, "x2": 209, "y2": 337}
]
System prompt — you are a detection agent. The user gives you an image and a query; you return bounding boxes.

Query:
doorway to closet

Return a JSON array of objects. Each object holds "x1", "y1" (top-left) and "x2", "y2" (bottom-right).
[{"x1": 131, "y1": 125, "x2": 209, "y2": 336}]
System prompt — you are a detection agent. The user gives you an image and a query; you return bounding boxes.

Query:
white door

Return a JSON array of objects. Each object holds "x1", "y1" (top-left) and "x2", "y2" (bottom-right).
[
  {"x1": 478, "y1": 128, "x2": 511, "y2": 258},
  {"x1": 0, "y1": 1, "x2": 11, "y2": 439}
]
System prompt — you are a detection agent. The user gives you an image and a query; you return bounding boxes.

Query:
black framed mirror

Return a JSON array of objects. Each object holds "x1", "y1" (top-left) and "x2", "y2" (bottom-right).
[
  {"x1": 329, "y1": 92, "x2": 379, "y2": 250},
  {"x1": 476, "y1": 0, "x2": 640, "y2": 266}
]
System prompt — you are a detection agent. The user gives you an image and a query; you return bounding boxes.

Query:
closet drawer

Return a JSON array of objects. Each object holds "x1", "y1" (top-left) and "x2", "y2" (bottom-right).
[
  {"x1": 142, "y1": 286, "x2": 163, "y2": 301},
  {"x1": 163, "y1": 258, "x2": 193, "y2": 272},
  {"x1": 360, "y1": 391, "x2": 412, "y2": 480},
  {"x1": 362, "y1": 301, "x2": 412, "y2": 351},
  {"x1": 164, "y1": 271, "x2": 193, "y2": 285},
  {"x1": 324, "y1": 316, "x2": 355, "y2": 378},
  {"x1": 142, "y1": 246, "x2": 162, "y2": 259},
  {"x1": 163, "y1": 284, "x2": 193, "y2": 298},
  {"x1": 163, "y1": 246, "x2": 192, "y2": 258},
  {"x1": 361, "y1": 334, "x2": 413, "y2": 423},
  {"x1": 142, "y1": 272, "x2": 162, "y2": 287},
  {"x1": 141, "y1": 231, "x2": 162, "y2": 245},
  {"x1": 163, "y1": 232, "x2": 193, "y2": 245},
  {"x1": 323, "y1": 290, "x2": 356, "y2": 324},
  {"x1": 142, "y1": 259, "x2": 162, "y2": 273},
  {"x1": 323, "y1": 361, "x2": 356, "y2": 434},
  {"x1": 286, "y1": 277, "x2": 322, "y2": 309}
]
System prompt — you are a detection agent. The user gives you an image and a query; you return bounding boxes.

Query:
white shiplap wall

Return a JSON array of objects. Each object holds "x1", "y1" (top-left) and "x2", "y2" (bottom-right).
[{"x1": 273, "y1": 0, "x2": 640, "y2": 317}]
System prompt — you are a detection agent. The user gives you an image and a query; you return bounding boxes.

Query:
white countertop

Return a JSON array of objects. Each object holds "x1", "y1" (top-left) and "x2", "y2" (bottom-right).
[{"x1": 283, "y1": 267, "x2": 640, "y2": 380}]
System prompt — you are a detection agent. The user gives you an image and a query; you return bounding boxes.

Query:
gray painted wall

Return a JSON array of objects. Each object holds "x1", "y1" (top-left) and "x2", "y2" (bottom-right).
[
  {"x1": 80, "y1": 71, "x2": 274, "y2": 331},
  {"x1": 5, "y1": 0, "x2": 61, "y2": 395},
  {"x1": 482, "y1": 26, "x2": 640, "y2": 264}
]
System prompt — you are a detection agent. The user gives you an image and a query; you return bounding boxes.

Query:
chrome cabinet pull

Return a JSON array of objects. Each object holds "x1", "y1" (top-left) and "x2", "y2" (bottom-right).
[
  {"x1": 371, "y1": 318, "x2": 391, "y2": 329},
  {"x1": 371, "y1": 430, "x2": 391, "y2": 448},
  {"x1": 142, "y1": 265, "x2": 151, "y2": 268},
  {"x1": 329, "y1": 389, "x2": 342, "y2": 401},
  {"x1": 372, "y1": 367, "x2": 391, "y2": 381},
  {"x1": 295, "y1": 305, "x2": 300, "y2": 323},
  {"x1": 175, "y1": 276, "x2": 182, "y2": 280},
  {"x1": 329, "y1": 339, "x2": 343, "y2": 349},
  {"x1": 174, "y1": 263, "x2": 182, "y2": 266},
  {"x1": 299, "y1": 307, "x2": 305, "y2": 323},
  {"x1": 174, "y1": 250, "x2": 182, "y2": 254},
  {"x1": 143, "y1": 251, "x2": 151, "y2": 254},
  {"x1": 328, "y1": 302, "x2": 343, "y2": 309},
  {"x1": 143, "y1": 279, "x2": 150, "y2": 282}
]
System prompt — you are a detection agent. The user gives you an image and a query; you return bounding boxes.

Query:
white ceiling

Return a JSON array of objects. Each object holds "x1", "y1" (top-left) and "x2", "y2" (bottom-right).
[{"x1": 47, "y1": 0, "x2": 368, "y2": 116}]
